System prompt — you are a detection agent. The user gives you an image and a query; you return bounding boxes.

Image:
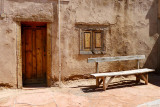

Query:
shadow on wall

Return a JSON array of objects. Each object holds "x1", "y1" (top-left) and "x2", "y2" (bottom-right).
[{"x1": 144, "y1": 0, "x2": 160, "y2": 72}]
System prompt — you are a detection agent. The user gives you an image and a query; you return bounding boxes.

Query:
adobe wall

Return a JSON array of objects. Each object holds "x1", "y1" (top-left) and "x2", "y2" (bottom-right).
[
  {"x1": 0, "y1": 0, "x2": 58, "y2": 88},
  {"x1": 0, "y1": 0, "x2": 159, "y2": 87},
  {"x1": 59, "y1": 0, "x2": 159, "y2": 80}
]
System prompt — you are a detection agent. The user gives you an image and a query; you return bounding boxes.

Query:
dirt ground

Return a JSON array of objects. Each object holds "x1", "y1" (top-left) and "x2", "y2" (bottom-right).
[{"x1": 0, "y1": 73, "x2": 160, "y2": 107}]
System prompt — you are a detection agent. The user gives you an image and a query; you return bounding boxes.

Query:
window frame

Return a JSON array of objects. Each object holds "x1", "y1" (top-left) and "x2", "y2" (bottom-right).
[{"x1": 80, "y1": 29, "x2": 106, "y2": 55}]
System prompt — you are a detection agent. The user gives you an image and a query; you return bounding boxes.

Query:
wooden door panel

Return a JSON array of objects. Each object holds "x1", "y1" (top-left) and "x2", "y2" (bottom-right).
[
  {"x1": 32, "y1": 30, "x2": 37, "y2": 79},
  {"x1": 36, "y1": 29, "x2": 43, "y2": 79},
  {"x1": 25, "y1": 52, "x2": 33, "y2": 79},
  {"x1": 42, "y1": 29, "x2": 47, "y2": 79},
  {"x1": 25, "y1": 30, "x2": 33, "y2": 51},
  {"x1": 25, "y1": 29, "x2": 33, "y2": 80}
]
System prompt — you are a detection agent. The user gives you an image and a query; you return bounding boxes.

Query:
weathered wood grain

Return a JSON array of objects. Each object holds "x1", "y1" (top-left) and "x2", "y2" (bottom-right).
[
  {"x1": 36, "y1": 29, "x2": 43, "y2": 79},
  {"x1": 96, "y1": 77, "x2": 99, "y2": 87},
  {"x1": 88, "y1": 55, "x2": 145, "y2": 63},
  {"x1": 23, "y1": 26, "x2": 47, "y2": 84},
  {"x1": 95, "y1": 32, "x2": 102, "y2": 48},
  {"x1": 96, "y1": 77, "x2": 103, "y2": 87},
  {"x1": 89, "y1": 55, "x2": 154, "y2": 91},
  {"x1": 102, "y1": 77, "x2": 106, "y2": 91},
  {"x1": 80, "y1": 51, "x2": 92, "y2": 54},
  {"x1": 96, "y1": 62, "x2": 99, "y2": 73},
  {"x1": 42, "y1": 28, "x2": 47, "y2": 80},
  {"x1": 136, "y1": 74, "x2": 140, "y2": 83},
  {"x1": 25, "y1": 29, "x2": 33, "y2": 79},
  {"x1": 84, "y1": 32, "x2": 91, "y2": 49},
  {"x1": 91, "y1": 68, "x2": 154, "y2": 77},
  {"x1": 32, "y1": 30, "x2": 37, "y2": 78},
  {"x1": 140, "y1": 73, "x2": 148, "y2": 85}
]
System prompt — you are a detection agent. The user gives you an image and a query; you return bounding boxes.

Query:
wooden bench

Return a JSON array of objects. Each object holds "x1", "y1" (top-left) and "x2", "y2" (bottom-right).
[{"x1": 88, "y1": 55, "x2": 154, "y2": 91}]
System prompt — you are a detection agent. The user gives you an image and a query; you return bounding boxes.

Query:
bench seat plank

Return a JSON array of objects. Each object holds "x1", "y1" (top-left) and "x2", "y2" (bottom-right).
[{"x1": 91, "y1": 68, "x2": 154, "y2": 77}]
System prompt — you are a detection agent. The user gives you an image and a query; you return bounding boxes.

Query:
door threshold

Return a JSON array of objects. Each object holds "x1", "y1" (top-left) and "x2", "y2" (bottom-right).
[{"x1": 23, "y1": 83, "x2": 47, "y2": 88}]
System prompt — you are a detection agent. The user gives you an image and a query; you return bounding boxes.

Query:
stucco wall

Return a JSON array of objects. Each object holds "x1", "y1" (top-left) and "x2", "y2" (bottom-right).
[
  {"x1": 0, "y1": 0, "x2": 57, "y2": 88},
  {"x1": 59, "y1": 0, "x2": 159, "y2": 80},
  {"x1": 0, "y1": 0, "x2": 159, "y2": 87}
]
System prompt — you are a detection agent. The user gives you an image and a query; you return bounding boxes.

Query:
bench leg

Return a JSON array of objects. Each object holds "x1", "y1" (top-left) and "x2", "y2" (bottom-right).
[
  {"x1": 145, "y1": 73, "x2": 148, "y2": 84},
  {"x1": 136, "y1": 73, "x2": 148, "y2": 85},
  {"x1": 140, "y1": 73, "x2": 148, "y2": 85},
  {"x1": 96, "y1": 77, "x2": 103, "y2": 87},
  {"x1": 136, "y1": 75, "x2": 140, "y2": 83},
  {"x1": 99, "y1": 78, "x2": 103, "y2": 86},
  {"x1": 96, "y1": 77, "x2": 99, "y2": 87},
  {"x1": 102, "y1": 76, "x2": 115, "y2": 91},
  {"x1": 102, "y1": 77, "x2": 106, "y2": 91}
]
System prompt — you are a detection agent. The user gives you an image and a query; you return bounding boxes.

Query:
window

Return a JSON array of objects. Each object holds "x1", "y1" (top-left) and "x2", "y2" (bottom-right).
[{"x1": 80, "y1": 30, "x2": 105, "y2": 54}]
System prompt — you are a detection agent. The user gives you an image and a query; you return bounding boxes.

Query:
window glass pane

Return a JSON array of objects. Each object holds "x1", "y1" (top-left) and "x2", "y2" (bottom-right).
[
  {"x1": 95, "y1": 32, "x2": 102, "y2": 48},
  {"x1": 84, "y1": 32, "x2": 91, "y2": 49}
]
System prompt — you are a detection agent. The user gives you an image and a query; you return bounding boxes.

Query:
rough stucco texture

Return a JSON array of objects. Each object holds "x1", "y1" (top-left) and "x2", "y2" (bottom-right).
[
  {"x1": 0, "y1": 0, "x2": 55, "y2": 88},
  {"x1": 0, "y1": 0, "x2": 159, "y2": 87},
  {"x1": 59, "y1": 0, "x2": 159, "y2": 80}
]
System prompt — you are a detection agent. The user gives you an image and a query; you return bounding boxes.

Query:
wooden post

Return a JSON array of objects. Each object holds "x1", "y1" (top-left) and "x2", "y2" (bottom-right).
[
  {"x1": 140, "y1": 74, "x2": 148, "y2": 85},
  {"x1": 102, "y1": 77, "x2": 106, "y2": 91},
  {"x1": 136, "y1": 75, "x2": 140, "y2": 83},
  {"x1": 96, "y1": 62, "x2": 99, "y2": 88},
  {"x1": 137, "y1": 59, "x2": 140, "y2": 69},
  {"x1": 136, "y1": 59, "x2": 140, "y2": 83},
  {"x1": 145, "y1": 73, "x2": 148, "y2": 85},
  {"x1": 99, "y1": 78, "x2": 103, "y2": 86},
  {"x1": 96, "y1": 62, "x2": 99, "y2": 73},
  {"x1": 96, "y1": 77, "x2": 99, "y2": 87}
]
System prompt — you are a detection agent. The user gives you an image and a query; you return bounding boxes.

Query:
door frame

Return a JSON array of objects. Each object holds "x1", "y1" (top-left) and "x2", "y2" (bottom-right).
[{"x1": 16, "y1": 22, "x2": 52, "y2": 88}]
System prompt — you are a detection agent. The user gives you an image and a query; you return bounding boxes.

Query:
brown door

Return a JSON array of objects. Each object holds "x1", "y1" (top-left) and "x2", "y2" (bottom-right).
[{"x1": 22, "y1": 25, "x2": 47, "y2": 85}]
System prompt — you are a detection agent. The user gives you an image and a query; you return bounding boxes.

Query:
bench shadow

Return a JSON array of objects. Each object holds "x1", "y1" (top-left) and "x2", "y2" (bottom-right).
[
  {"x1": 148, "y1": 73, "x2": 160, "y2": 87},
  {"x1": 71, "y1": 80, "x2": 145, "y2": 93}
]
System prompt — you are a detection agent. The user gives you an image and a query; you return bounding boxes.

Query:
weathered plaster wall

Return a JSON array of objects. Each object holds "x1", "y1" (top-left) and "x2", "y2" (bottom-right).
[
  {"x1": 0, "y1": 0, "x2": 57, "y2": 88},
  {"x1": 59, "y1": 0, "x2": 159, "y2": 80}
]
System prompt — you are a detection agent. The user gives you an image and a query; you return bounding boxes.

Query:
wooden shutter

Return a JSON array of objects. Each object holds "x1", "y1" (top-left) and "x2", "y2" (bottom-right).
[
  {"x1": 93, "y1": 31, "x2": 103, "y2": 51},
  {"x1": 95, "y1": 32, "x2": 102, "y2": 48},
  {"x1": 83, "y1": 31, "x2": 92, "y2": 51}
]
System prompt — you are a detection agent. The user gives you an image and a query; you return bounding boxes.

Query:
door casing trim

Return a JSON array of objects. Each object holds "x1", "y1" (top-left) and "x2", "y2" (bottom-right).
[{"x1": 16, "y1": 22, "x2": 52, "y2": 88}]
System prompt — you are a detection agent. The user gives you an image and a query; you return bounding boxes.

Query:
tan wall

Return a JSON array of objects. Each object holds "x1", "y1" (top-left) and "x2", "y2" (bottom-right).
[
  {"x1": 0, "y1": 0, "x2": 57, "y2": 88},
  {"x1": 59, "y1": 0, "x2": 159, "y2": 80},
  {"x1": 0, "y1": 0, "x2": 159, "y2": 87}
]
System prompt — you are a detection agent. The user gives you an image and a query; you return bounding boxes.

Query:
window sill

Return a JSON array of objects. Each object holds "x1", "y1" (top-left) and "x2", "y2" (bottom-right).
[
  {"x1": 80, "y1": 51, "x2": 93, "y2": 55},
  {"x1": 80, "y1": 51, "x2": 106, "y2": 55}
]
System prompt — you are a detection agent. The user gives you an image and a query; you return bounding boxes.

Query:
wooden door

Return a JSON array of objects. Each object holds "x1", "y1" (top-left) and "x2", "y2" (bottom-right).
[{"x1": 22, "y1": 25, "x2": 47, "y2": 85}]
